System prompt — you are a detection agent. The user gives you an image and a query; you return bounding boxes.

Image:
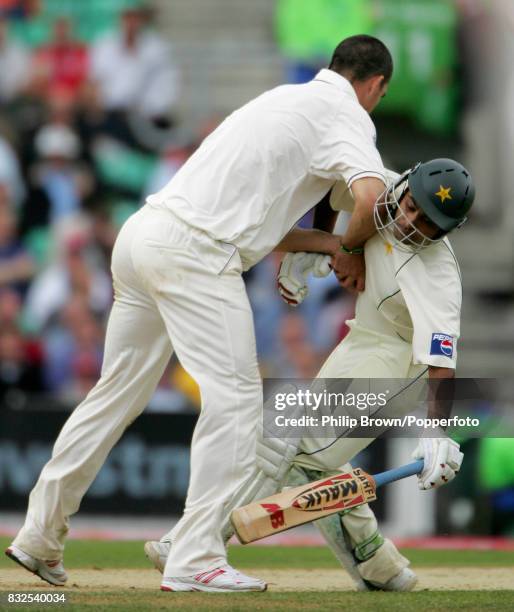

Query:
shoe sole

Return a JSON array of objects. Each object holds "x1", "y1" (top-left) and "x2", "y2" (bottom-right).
[
  {"x1": 161, "y1": 582, "x2": 267, "y2": 593},
  {"x1": 5, "y1": 547, "x2": 66, "y2": 586}
]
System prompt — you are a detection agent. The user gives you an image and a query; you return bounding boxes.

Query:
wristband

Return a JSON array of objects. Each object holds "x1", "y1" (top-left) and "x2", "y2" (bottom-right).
[{"x1": 339, "y1": 243, "x2": 364, "y2": 255}]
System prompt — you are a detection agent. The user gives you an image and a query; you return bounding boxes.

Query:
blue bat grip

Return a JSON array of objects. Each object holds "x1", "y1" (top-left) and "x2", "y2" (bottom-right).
[{"x1": 372, "y1": 459, "x2": 424, "y2": 489}]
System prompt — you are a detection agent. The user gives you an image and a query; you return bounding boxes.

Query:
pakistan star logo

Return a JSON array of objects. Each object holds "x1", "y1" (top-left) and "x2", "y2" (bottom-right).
[{"x1": 435, "y1": 185, "x2": 452, "y2": 203}]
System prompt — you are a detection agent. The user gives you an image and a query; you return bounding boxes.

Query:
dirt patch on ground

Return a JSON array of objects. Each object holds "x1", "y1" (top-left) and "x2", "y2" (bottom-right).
[{"x1": 2, "y1": 567, "x2": 514, "y2": 592}]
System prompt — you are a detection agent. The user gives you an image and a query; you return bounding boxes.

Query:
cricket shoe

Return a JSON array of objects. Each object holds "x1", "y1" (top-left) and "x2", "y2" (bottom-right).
[
  {"x1": 161, "y1": 564, "x2": 267, "y2": 592},
  {"x1": 144, "y1": 540, "x2": 170, "y2": 573},
  {"x1": 374, "y1": 567, "x2": 418, "y2": 592},
  {"x1": 5, "y1": 545, "x2": 68, "y2": 586}
]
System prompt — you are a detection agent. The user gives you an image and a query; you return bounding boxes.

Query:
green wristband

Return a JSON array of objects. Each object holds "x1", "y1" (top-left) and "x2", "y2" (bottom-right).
[{"x1": 339, "y1": 243, "x2": 364, "y2": 255}]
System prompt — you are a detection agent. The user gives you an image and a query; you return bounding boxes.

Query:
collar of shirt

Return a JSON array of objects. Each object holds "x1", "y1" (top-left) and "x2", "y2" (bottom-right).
[{"x1": 312, "y1": 68, "x2": 358, "y2": 102}]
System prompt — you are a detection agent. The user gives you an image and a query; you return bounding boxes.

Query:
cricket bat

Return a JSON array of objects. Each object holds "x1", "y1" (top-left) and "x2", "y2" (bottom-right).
[{"x1": 231, "y1": 460, "x2": 424, "y2": 544}]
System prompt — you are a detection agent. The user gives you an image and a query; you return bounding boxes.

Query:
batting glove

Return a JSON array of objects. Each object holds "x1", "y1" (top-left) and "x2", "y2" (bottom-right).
[
  {"x1": 277, "y1": 252, "x2": 331, "y2": 306},
  {"x1": 411, "y1": 432, "x2": 463, "y2": 490}
]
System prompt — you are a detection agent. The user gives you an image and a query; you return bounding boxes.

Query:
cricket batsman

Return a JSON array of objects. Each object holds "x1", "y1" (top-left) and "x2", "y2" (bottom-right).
[
  {"x1": 6, "y1": 35, "x2": 393, "y2": 592},
  {"x1": 145, "y1": 158, "x2": 475, "y2": 591},
  {"x1": 276, "y1": 158, "x2": 475, "y2": 590}
]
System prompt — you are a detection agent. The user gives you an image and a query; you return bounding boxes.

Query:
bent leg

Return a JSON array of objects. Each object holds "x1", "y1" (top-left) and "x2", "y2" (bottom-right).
[
  {"x1": 296, "y1": 325, "x2": 413, "y2": 472},
  {"x1": 291, "y1": 325, "x2": 414, "y2": 588}
]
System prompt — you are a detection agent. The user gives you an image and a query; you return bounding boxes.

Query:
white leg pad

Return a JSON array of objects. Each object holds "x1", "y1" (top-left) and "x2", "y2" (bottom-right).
[
  {"x1": 356, "y1": 538, "x2": 410, "y2": 586},
  {"x1": 287, "y1": 465, "x2": 369, "y2": 591}
]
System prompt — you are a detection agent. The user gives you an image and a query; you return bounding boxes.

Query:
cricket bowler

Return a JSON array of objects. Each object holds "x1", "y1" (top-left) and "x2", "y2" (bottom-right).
[
  {"x1": 145, "y1": 159, "x2": 475, "y2": 591},
  {"x1": 6, "y1": 35, "x2": 393, "y2": 592}
]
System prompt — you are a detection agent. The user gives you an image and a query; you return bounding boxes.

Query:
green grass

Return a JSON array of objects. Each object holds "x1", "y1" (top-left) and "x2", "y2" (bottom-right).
[
  {"x1": 1, "y1": 590, "x2": 513, "y2": 612},
  {"x1": 1, "y1": 537, "x2": 514, "y2": 570},
  {"x1": 2, "y1": 538, "x2": 514, "y2": 611}
]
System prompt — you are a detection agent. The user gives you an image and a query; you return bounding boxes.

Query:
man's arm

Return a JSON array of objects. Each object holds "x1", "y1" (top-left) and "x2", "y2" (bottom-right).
[
  {"x1": 412, "y1": 365, "x2": 462, "y2": 490},
  {"x1": 328, "y1": 176, "x2": 386, "y2": 292},
  {"x1": 338, "y1": 176, "x2": 385, "y2": 249},
  {"x1": 275, "y1": 176, "x2": 386, "y2": 292},
  {"x1": 427, "y1": 366, "x2": 455, "y2": 422},
  {"x1": 274, "y1": 227, "x2": 339, "y2": 255}
]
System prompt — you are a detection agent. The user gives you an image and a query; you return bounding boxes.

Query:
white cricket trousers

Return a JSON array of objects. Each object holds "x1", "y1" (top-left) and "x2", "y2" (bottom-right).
[
  {"x1": 295, "y1": 320, "x2": 427, "y2": 472},
  {"x1": 14, "y1": 203, "x2": 262, "y2": 576},
  {"x1": 293, "y1": 322, "x2": 426, "y2": 569}
]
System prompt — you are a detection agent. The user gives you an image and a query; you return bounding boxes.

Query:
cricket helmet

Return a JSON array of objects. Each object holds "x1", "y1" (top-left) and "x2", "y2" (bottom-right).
[{"x1": 374, "y1": 158, "x2": 475, "y2": 251}]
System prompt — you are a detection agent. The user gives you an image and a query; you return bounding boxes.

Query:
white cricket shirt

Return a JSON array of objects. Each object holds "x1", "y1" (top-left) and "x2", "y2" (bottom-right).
[
  {"x1": 147, "y1": 69, "x2": 384, "y2": 270},
  {"x1": 331, "y1": 172, "x2": 462, "y2": 368}
]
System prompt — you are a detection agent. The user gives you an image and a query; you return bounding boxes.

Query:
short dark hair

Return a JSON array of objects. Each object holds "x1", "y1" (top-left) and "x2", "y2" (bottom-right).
[{"x1": 329, "y1": 34, "x2": 393, "y2": 83}]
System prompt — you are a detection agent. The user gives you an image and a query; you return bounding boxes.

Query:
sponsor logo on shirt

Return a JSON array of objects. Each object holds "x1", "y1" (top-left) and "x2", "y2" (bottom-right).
[{"x1": 430, "y1": 333, "x2": 454, "y2": 357}]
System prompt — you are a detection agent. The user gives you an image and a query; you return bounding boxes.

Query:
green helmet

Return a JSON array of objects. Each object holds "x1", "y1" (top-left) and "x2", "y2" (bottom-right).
[
  {"x1": 374, "y1": 158, "x2": 475, "y2": 252},
  {"x1": 407, "y1": 158, "x2": 475, "y2": 232}
]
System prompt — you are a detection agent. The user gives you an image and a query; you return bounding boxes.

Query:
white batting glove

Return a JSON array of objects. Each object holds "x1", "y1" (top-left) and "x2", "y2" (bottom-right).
[
  {"x1": 411, "y1": 432, "x2": 463, "y2": 490},
  {"x1": 277, "y1": 252, "x2": 332, "y2": 306}
]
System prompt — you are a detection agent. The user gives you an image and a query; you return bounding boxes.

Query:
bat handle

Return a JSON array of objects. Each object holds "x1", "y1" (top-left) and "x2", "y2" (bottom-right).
[{"x1": 372, "y1": 459, "x2": 424, "y2": 489}]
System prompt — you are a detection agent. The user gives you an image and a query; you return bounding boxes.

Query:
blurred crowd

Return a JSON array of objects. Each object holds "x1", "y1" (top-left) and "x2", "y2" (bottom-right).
[
  {"x1": 0, "y1": 0, "x2": 512, "y2": 538},
  {"x1": 0, "y1": 0, "x2": 354, "y2": 411}
]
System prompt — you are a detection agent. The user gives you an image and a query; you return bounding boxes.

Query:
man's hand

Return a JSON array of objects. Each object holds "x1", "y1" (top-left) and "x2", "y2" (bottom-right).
[
  {"x1": 277, "y1": 252, "x2": 331, "y2": 306},
  {"x1": 330, "y1": 250, "x2": 366, "y2": 293},
  {"x1": 411, "y1": 435, "x2": 463, "y2": 490}
]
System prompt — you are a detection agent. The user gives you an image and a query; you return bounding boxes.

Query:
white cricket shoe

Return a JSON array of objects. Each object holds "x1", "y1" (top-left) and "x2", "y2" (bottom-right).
[
  {"x1": 5, "y1": 545, "x2": 68, "y2": 586},
  {"x1": 380, "y1": 567, "x2": 418, "y2": 592},
  {"x1": 144, "y1": 540, "x2": 170, "y2": 573},
  {"x1": 161, "y1": 564, "x2": 267, "y2": 592}
]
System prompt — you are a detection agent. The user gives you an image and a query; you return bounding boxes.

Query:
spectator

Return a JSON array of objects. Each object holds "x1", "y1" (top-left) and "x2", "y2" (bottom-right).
[
  {"x1": 28, "y1": 123, "x2": 94, "y2": 224},
  {"x1": 89, "y1": 208, "x2": 118, "y2": 268},
  {"x1": 36, "y1": 89, "x2": 78, "y2": 136},
  {"x1": 272, "y1": 312, "x2": 321, "y2": 378},
  {"x1": 144, "y1": 143, "x2": 190, "y2": 198},
  {"x1": 18, "y1": 90, "x2": 82, "y2": 191},
  {"x1": 0, "y1": 286, "x2": 22, "y2": 328},
  {"x1": 42, "y1": 296, "x2": 103, "y2": 403},
  {"x1": 0, "y1": 326, "x2": 45, "y2": 397},
  {"x1": 0, "y1": 184, "x2": 34, "y2": 295},
  {"x1": 31, "y1": 17, "x2": 89, "y2": 105},
  {"x1": 0, "y1": 133, "x2": 26, "y2": 208},
  {"x1": 0, "y1": 0, "x2": 40, "y2": 21},
  {"x1": 0, "y1": 0, "x2": 29, "y2": 20},
  {"x1": 23, "y1": 222, "x2": 112, "y2": 332},
  {"x1": 0, "y1": 15, "x2": 30, "y2": 102},
  {"x1": 88, "y1": 2, "x2": 180, "y2": 124}
]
